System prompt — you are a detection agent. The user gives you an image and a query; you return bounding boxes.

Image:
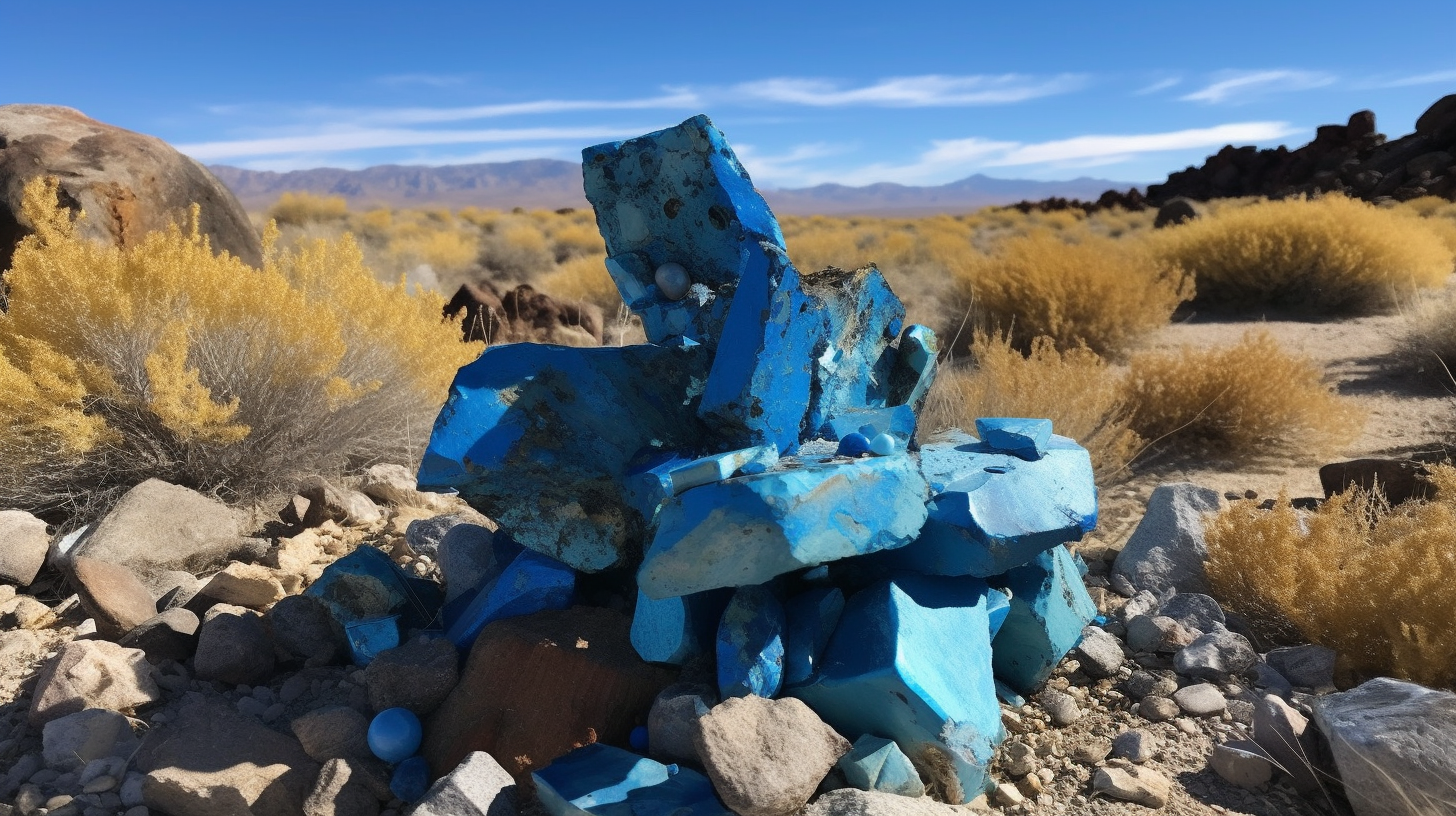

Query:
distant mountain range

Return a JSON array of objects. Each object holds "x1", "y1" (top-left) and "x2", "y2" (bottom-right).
[{"x1": 210, "y1": 161, "x2": 1138, "y2": 216}]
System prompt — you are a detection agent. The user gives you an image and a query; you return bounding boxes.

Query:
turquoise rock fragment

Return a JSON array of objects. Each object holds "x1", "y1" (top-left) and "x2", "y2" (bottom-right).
[
  {"x1": 801, "y1": 266, "x2": 906, "y2": 438},
  {"x1": 445, "y1": 549, "x2": 576, "y2": 650},
  {"x1": 534, "y1": 743, "x2": 731, "y2": 816},
  {"x1": 418, "y1": 342, "x2": 710, "y2": 572},
  {"x1": 782, "y1": 587, "x2": 845, "y2": 685},
  {"x1": 716, "y1": 585, "x2": 786, "y2": 699},
  {"x1": 305, "y1": 546, "x2": 443, "y2": 633},
  {"x1": 837, "y1": 734, "x2": 926, "y2": 797},
  {"x1": 631, "y1": 588, "x2": 732, "y2": 665},
  {"x1": 991, "y1": 545, "x2": 1098, "y2": 695},
  {"x1": 346, "y1": 615, "x2": 401, "y2": 666},
  {"x1": 975, "y1": 418, "x2": 1053, "y2": 461},
  {"x1": 638, "y1": 453, "x2": 929, "y2": 599},
  {"x1": 791, "y1": 575, "x2": 1006, "y2": 803},
  {"x1": 873, "y1": 430, "x2": 1096, "y2": 578},
  {"x1": 888, "y1": 324, "x2": 939, "y2": 412}
]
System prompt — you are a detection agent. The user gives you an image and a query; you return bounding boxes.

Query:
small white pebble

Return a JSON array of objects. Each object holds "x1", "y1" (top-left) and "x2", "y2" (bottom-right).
[{"x1": 654, "y1": 262, "x2": 691, "y2": 300}]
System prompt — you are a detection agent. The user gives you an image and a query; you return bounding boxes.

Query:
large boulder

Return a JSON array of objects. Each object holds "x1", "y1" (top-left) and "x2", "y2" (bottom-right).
[
  {"x1": 0, "y1": 509, "x2": 49, "y2": 586},
  {"x1": 70, "y1": 479, "x2": 244, "y2": 587},
  {"x1": 0, "y1": 104, "x2": 262, "y2": 272},
  {"x1": 28, "y1": 640, "x2": 162, "y2": 726},
  {"x1": 693, "y1": 695, "x2": 850, "y2": 816}
]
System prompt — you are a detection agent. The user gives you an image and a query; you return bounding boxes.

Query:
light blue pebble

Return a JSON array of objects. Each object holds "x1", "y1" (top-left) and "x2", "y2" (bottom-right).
[{"x1": 869, "y1": 433, "x2": 896, "y2": 456}]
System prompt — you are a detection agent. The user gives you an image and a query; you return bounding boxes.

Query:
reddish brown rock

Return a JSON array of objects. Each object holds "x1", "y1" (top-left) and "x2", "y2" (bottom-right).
[
  {"x1": 423, "y1": 606, "x2": 677, "y2": 783},
  {"x1": 71, "y1": 556, "x2": 159, "y2": 640},
  {"x1": 444, "y1": 281, "x2": 603, "y2": 346}
]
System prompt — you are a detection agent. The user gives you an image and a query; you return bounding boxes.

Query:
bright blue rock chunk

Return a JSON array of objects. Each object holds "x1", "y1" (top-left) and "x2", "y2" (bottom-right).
[
  {"x1": 716, "y1": 585, "x2": 786, "y2": 699},
  {"x1": 639, "y1": 454, "x2": 929, "y2": 598},
  {"x1": 583, "y1": 115, "x2": 785, "y2": 349},
  {"x1": 446, "y1": 549, "x2": 576, "y2": 650},
  {"x1": 346, "y1": 615, "x2": 401, "y2": 666},
  {"x1": 791, "y1": 575, "x2": 1006, "y2": 803},
  {"x1": 368, "y1": 707, "x2": 423, "y2": 763},
  {"x1": 618, "y1": 766, "x2": 731, "y2": 816},
  {"x1": 888, "y1": 324, "x2": 939, "y2": 411},
  {"x1": 631, "y1": 588, "x2": 732, "y2": 665},
  {"x1": 837, "y1": 734, "x2": 926, "y2": 797},
  {"x1": 869, "y1": 434, "x2": 897, "y2": 456},
  {"x1": 874, "y1": 430, "x2": 1096, "y2": 578},
  {"x1": 783, "y1": 587, "x2": 845, "y2": 685},
  {"x1": 836, "y1": 433, "x2": 871, "y2": 457},
  {"x1": 974, "y1": 418, "x2": 1053, "y2": 461},
  {"x1": 305, "y1": 546, "x2": 443, "y2": 632},
  {"x1": 820, "y1": 405, "x2": 916, "y2": 449},
  {"x1": 991, "y1": 546, "x2": 1098, "y2": 695},
  {"x1": 391, "y1": 755, "x2": 431, "y2": 802},
  {"x1": 801, "y1": 266, "x2": 906, "y2": 437},
  {"x1": 533, "y1": 743, "x2": 671, "y2": 816},
  {"x1": 418, "y1": 342, "x2": 710, "y2": 572}
]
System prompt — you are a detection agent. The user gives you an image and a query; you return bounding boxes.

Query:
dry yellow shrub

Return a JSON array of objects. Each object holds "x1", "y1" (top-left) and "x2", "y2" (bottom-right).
[
  {"x1": 536, "y1": 254, "x2": 620, "y2": 312},
  {"x1": 1206, "y1": 466, "x2": 1456, "y2": 689},
  {"x1": 387, "y1": 227, "x2": 479, "y2": 272},
  {"x1": 548, "y1": 221, "x2": 606, "y2": 260},
  {"x1": 267, "y1": 191, "x2": 349, "y2": 226},
  {"x1": 1152, "y1": 194, "x2": 1453, "y2": 314},
  {"x1": 0, "y1": 176, "x2": 480, "y2": 518},
  {"x1": 1124, "y1": 330, "x2": 1364, "y2": 456}
]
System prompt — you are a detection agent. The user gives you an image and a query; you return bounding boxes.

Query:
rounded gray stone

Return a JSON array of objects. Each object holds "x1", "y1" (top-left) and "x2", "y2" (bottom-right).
[{"x1": 1172, "y1": 683, "x2": 1227, "y2": 717}]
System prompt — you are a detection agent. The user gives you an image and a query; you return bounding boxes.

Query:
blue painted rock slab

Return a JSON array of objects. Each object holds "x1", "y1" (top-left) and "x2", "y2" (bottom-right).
[
  {"x1": 639, "y1": 454, "x2": 929, "y2": 599},
  {"x1": 801, "y1": 266, "x2": 905, "y2": 437},
  {"x1": 888, "y1": 324, "x2": 939, "y2": 411},
  {"x1": 782, "y1": 587, "x2": 845, "y2": 685},
  {"x1": 716, "y1": 585, "x2": 786, "y2": 699},
  {"x1": 837, "y1": 734, "x2": 926, "y2": 797},
  {"x1": 631, "y1": 588, "x2": 732, "y2": 665},
  {"x1": 346, "y1": 615, "x2": 401, "y2": 666},
  {"x1": 791, "y1": 574, "x2": 1006, "y2": 803},
  {"x1": 446, "y1": 550, "x2": 576, "y2": 650},
  {"x1": 533, "y1": 743, "x2": 671, "y2": 816},
  {"x1": 974, "y1": 418, "x2": 1053, "y2": 461},
  {"x1": 991, "y1": 546, "x2": 1098, "y2": 694}
]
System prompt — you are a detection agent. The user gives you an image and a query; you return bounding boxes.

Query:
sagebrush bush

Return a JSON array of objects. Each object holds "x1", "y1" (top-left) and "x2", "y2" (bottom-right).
[
  {"x1": 950, "y1": 230, "x2": 1192, "y2": 358},
  {"x1": 535, "y1": 254, "x2": 619, "y2": 313},
  {"x1": 1153, "y1": 194, "x2": 1453, "y2": 314},
  {"x1": 1206, "y1": 466, "x2": 1456, "y2": 689},
  {"x1": 0, "y1": 177, "x2": 480, "y2": 519},
  {"x1": 1124, "y1": 331, "x2": 1364, "y2": 457},
  {"x1": 1400, "y1": 283, "x2": 1456, "y2": 383},
  {"x1": 266, "y1": 191, "x2": 349, "y2": 226},
  {"x1": 921, "y1": 331, "x2": 1142, "y2": 481}
]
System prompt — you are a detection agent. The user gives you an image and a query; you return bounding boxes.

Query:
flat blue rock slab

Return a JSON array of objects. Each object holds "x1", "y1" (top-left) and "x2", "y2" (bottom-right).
[
  {"x1": 716, "y1": 585, "x2": 786, "y2": 699},
  {"x1": 535, "y1": 744, "x2": 730, "y2": 816},
  {"x1": 445, "y1": 549, "x2": 576, "y2": 650},
  {"x1": 305, "y1": 546, "x2": 443, "y2": 633},
  {"x1": 974, "y1": 418, "x2": 1053, "y2": 461},
  {"x1": 874, "y1": 430, "x2": 1096, "y2": 578},
  {"x1": 782, "y1": 587, "x2": 845, "y2": 685},
  {"x1": 991, "y1": 545, "x2": 1098, "y2": 695},
  {"x1": 418, "y1": 341, "x2": 710, "y2": 572},
  {"x1": 801, "y1": 266, "x2": 905, "y2": 437},
  {"x1": 838, "y1": 734, "x2": 926, "y2": 797},
  {"x1": 791, "y1": 574, "x2": 1006, "y2": 803},
  {"x1": 583, "y1": 115, "x2": 785, "y2": 349},
  {"x1": 346, "y1": 615, "x2": 401, "y2": 666},
  {"x1": 626, "y1": 445, "x2": 779, "y2": 523},
  {"x1": 631, "y1": 587, "x2": 732, "y2": 665},
  {"x1": 639, "y1": 453, "x2": 929, "y2": 599},
  {"x1": 888, "y1": 324, "x2": 939, "y2": 411}
]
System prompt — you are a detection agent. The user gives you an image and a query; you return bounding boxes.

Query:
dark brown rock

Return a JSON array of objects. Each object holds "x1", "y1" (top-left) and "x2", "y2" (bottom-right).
[
  {"x1": 1319, "y1": 458, "x2": 1435, "y2": 505},
  {"x1": 118, "y1": 608, "x2": 200, "y2": 663},
  {"x1": 71, "y1": 556, "x2": 159, "y2": 640},
  {"x1": 1416, "y1": 94, "x2": 1456, "y2": 146},
  {"x1": 364, "y1": 635, "x2": 459, "y2": 716},
  {"x1": 1153, "y1": 197, "x2": 1200, "y2": 228},
  {"x1": 444, "y1": 281, "x2": 604, "y2": 346},
  {"x1": 423, "y1": 606, "x2": 677, "y2": 783},
  {"x1": 0, "y1": 104, "x2": 262, "y2": 273}
]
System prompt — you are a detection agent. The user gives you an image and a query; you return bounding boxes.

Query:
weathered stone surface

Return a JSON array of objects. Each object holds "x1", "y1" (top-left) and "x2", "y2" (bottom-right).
[
  {"x1": 1111, "y1": 729, "x2": 1156, "y2": 764},
  {"x1": 71, "y1": 479, "x2": 243, "y2": 582},
  {"x1": 303, "y1": 758, "x2": 381, "y2": 816},
  {"x1": 1174, "y1": 630, "x2": 1257, "y2": 681},
  {"x1": 1075, "y1": 626, "x2": 1125, "y2": 678},
  {"x1": 136, "y1": 699, "x2": 318, "y2": 816},
  {"x1": 974, "y1": 418, "x2": 1053, "y2": 461},
  {"x1": 1172, "y1": 683, "x2": 1227, "y2": 717},
  {"x1": 1257, "y1": 694, "x2": 1321, "y2": 795},
  {"x1": 436, "y1": 521, "x2": 500, "y2": 609},
  {"x1": 782, "y1": 587, "x2": 845, "y2": 686},
  {"x1": 194, "y1": 603, "x2": 275, "y2": 685},
  {"x1": 117, "y1": 608, "x2": 199, "y2": 663},
  {"x1": 446, "y1": 549, "x2": 575, "y2": 650},
  {"x1": 0, "y1": 509, "x2": 49, "y2": 586},
  {"x1": 413, "y1": 750, "x2": 518, "y2": 816},
  {"x1": 198, "y1": 561, "x2": 287, "y2": 608},
  {"x1": 360, "y1": 463, "x2": 449, "y2": 510},
  {"x1": 1210, "y1": 741, "x2": 1273, "y2": 790},
  {"x1": 1265, "y1": 644, "x2": 1336, "y2": 690},
  {"x1": 1112, "y1": 483, "x2": 1222, "y2": 595},
  {"x1": 269, "y1": 594, "x2": 347, "y2": 666},
  {"x1": 694, "y1": 696, "x2": 849, "y2": 816},
  {"x1": 1158, "y1": 593, "x2": 1225, "y2": 634},
  {"x1": 304, "y1": 545, "x2": 443, "y2": 635},
  {"x1": 298, "y1": 475, "x2": 384, "y2": 527},
  {"x1": 407, "y1": 512, "x2": 493, "y2": 562},
  {"x1": 804, "y1": 789, "x2": 966, "y2": 816},
  {"x1": 42, "y1": 709, "x2": 137, "y2": 771},
  {"x1": 29, "y1": 641, "x2": 161, "y2": 726},
  {"x1": 716, "y1": 585, "x2": 786, "y2": 699},
  {"x1": 364, "y1": 635, "x2": 459, "y2": 716},
  {"x1": 1126, "y1": 615, "x2": 1197, "y2": 654},
  {"x1": 291, "y1": 706, "x2": 372, "y2": 763},
  {"x1": 1091, "y1": 766, "x2": 1170, "y2": 808},
  {"x1": 647, "y1": 684, "x2": 715, "y2": 767},
  {"x1": 991, "y1": 546, "x2": 1097, "y2": 694},
  {"x1": 0, "y1": 104, "x2": 262, "y2": 272},
  {"x1": 70, "y1": 556, "x2": 158, "y2": 640},
  {"x1": 0, "y1": 593, "x2": 54, "y2": 629},
  {"x1": 424, "y1": 607, "x2": 677, "y2": 782}
]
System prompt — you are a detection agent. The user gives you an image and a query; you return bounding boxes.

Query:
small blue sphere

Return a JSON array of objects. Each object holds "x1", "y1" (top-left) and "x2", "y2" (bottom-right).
[
  {"x1": 869, "y1": 433, "x2": 897, "y2": 456},
  {"x1": 630, "y1": 725, "x2": 650, "y2": 752},
  {"x1": 836, "y1": 433, "x2": 871, "y2": 457},
  {"x1": 390, "y1": 755, "x2": 430, "y2": 802},
  {"x1": 368, "y1": 707, "x2": 423, "y2": 763}
]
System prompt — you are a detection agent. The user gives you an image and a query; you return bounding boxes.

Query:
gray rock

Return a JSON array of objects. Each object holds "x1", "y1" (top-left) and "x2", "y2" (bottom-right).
[
  {"x1": 1174, "y1": 630, "x2": 1256, "y2": 681},
  {"x1": 119, "y1": 773, "x2": 146, "y2": 806},
  {"x1": 302, "y1": 758, "x2": 380, "y2": 816},
  {"x1": 694, "y1": 695, "x2": 851, "y2": 816},
  {"x1": 1074, "y1": 626, "x2": 1124, "y2": 678},
  {"x1": 0, "y1": 510, "x2": 49, "y2": 587},
  {"x1": 1172, "y1": 683, "x2": 1227, "y2": 717},
  {"x1": 804, "y1": 789, "x2": 964, "y2": 816},
  {"x1": 1227, "y1": 699, "x2": 1255, "y2": 725},
  {"x1": 1210, "y1": 740, "x2": 1273, "y2": 789},
  {"x1": 29, "y1": 641, "x2": 161, "y2": 726},
  {"x1": 1265, "y1": 645, "x2": 1336, "y2": 690},
  {"x1": 154, "y1": 572, "x2": 203, "y2": 611},
  {"x1": 268, "y1": 595, "x2": 345, "y2": 666},
  {"x1": 411, "y1": 751, "x2": 517, "y2": 816},
  {"x1": 1313, "y1": 678, "x2": 1456, "y2": 816},
  {"x1": 1157, "y1": 592, "x2": 1225, "y2": 634},
  {"x1": 1123, "y1": 670, "x2": 1178, "y2": 700},
  {"x1": 437, "y1": 523, "x2": 498, "y2": 605},
  {"x1": 1038, "y1": 688, "x2": 1081, "y2": 726},
  {"x1": 0, "y1": 752, "x2": 42, "y2": 799},
  {"x1": 194, "y1": 604, "x2": 275, "y2": 686},
  {"x1": 364, "y1": 636, "x2": 458, "y2": 716},
  {"x1": 291, "y1": 706, "x2": 372, "y2": 763},
  {"x1": 1000, "y1": 740, "x2": 1036, "y2": 776},
  {"x1": 1126, "y1": 615, "x2": 1197, "y2": 654},
  {"x1": 1112, "y1": 483, "x2": 1222, "y2": 595},
  {"x1": 71, "y1": 480, "x2": 243, "y2": 583},
  {"x1": 647, "y1": 683, "x2": 715, "y2": 766},
  {"x1": 1091, "y1": 766, "x2": 1170, "y2": 808},
  {"x1": 43, "y1": 709, "x2": 137, "y2": 771},
  {"x1": 1254, "y1": 693, "x2": 1321, "y2": 795},
  {"x1": 1138, "y1": 696, "x2": 1179, "y2": 722},
  {"x1": 1251, "y1": 661, "x2": 1293, "y2": 698},
  {"x1": 70, "y1": 557, "x2": 158, "y2": 641},
  {"x1": 298, "y1": 476, "x2": 383, "y2": 527},
  {"x1": 1111, "y1": 729, "x2": 1156, "y2": 763},
  {"x1": 118, "y1": 609, "x2": 200, "y2": 664},
  {"x1": 1118, "y1": 590, "x2": 1162, "y2": 622},
  {"x1": 407, "y1": 512, "x2": 492, "y2": 561}
]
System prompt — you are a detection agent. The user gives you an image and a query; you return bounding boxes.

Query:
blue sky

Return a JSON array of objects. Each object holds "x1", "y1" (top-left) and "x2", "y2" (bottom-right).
[{"x1": 8, "y1": 1, "x2": 1456, "y2": 188}]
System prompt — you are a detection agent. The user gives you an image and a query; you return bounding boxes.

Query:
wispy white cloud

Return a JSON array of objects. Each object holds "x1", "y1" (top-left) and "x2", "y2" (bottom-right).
[
  {"x1": 375, "y1": 73, "x2": 473, "y2": 88},
  {"x1": 339, "y1": 91, "x2": 702, "y2": 125},
  {"x1": 735, "y1": 142, "x2": 858, "y2": 187},
  {"x1": 177, "y1": 125, "x2": 658, "y2": 160},
  {"x1": 733, "y1": 74, "x2": 1087, "y2": 107},
  {"x1": 986, "y1": 122, "x2": 1299, "y2": 165},
  {"x1": 1180, "y1": 70, "x2": 1336, "y2": 104},
  {"x1": 1136, "y1": 77, "x2": 1182, "y2": 95},
  {"x1": 1365, "y1": 69, "x2": 1456, "y2": 88}
]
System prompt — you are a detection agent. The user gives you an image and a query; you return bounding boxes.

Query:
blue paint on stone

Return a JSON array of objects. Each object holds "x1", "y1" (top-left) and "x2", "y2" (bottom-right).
[
  {"x1": 716, "y1": 585, "x2": 786, "y2": 699},
  {"x1": 628, "y1": 446, "x2": 782, "y2": 522},
  {"x1": 872, "y1": 430, "x2": 1096, "y2": 578},
  {"x1": 639, "y1": 453, "x2": 928, "y2": 598},
  {"x1": 783, "y1": 587, "x2": 845, "y2": 685},
  {"x1": 791, "y1": 575, "x2": 1006, "y2": 802},
  {"x1": 837, "y1": 734, "x2": 926, "y2": 797},
  {"x1": 618, "y1": 766, "x2": 731, "y2": 816},
  {"x1": 986, "y1": 587, "x2": 1012, "y2": 640},
  {"x1": 991, "y1": 546, "x2": 1098, "y2": 695},
  {"x1": 888, "y1": 325, "x2": 939, "y2": 412},
  {"x1": 534, "y1": 743, "x2": 672, "y2": 816},
  {"x1": 446, "y1": 549, "x2": 576, "y2": 650},
  {"x1": 994, "y1": 680, "x2": 1026, "y2": 708},
  {"x1": 820, "y1": 405, "x2": 916, "y2": 449},
  {"x1": 974, "y1": 418, "x2": 1053, "y2": 461},
  {"x1": 368, "y1": 707, "x2": 423, "y2": 764},
  {"x1": 801, "y1": 266, "x2": 906, "y2": 437},
  {"x1": 346, "y1": 615, "x2": 401, "y2": 666},
  {"x1": 630, "y1": 726, "x2": 650, "y2": 753},
  {"x1": 305, "y1": 546, "x2": 443, "y2": 633},
  {"x1": 631, "y1": 587, "x2": 732, "y2": 665},
  {"x1": 390, "y1": 755, "x2": 431, "y2": 802}
]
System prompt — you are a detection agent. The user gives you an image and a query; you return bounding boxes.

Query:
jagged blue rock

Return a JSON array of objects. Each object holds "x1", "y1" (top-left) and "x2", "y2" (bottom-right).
[
  {"x1": 991, "y1": 545, "x2": 1098, "y2": 694},
  {"x1": 716, "y1": 585, "x2": 786, "y2": 699},
  {"x1": 534, "y1": 743, "x2": 730, "y2": 816},
  {"x1": 975, "y1": 418, "x2": 1053, "y2": 461},
  {"x1": 782, "y1": 587, "x2": 845, "y2": 685},
  {"x1": 631, "y1": 588, "x2": 732, "y2": 665},
  {"x1": 445, "y1": 549, "x2": 576, "y2": 650},
  {"x1": 305, "y1": 546, "x2": 443, "y2": 634},
  {"x1": 837, "y1": 735, "x2": 926, "y2": 797}
]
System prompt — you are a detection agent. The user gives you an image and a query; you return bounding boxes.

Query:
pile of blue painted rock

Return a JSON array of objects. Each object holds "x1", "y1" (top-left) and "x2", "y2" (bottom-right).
[{"x1": 411, "y1": 115, "x2": 1101, "y2": 810}]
